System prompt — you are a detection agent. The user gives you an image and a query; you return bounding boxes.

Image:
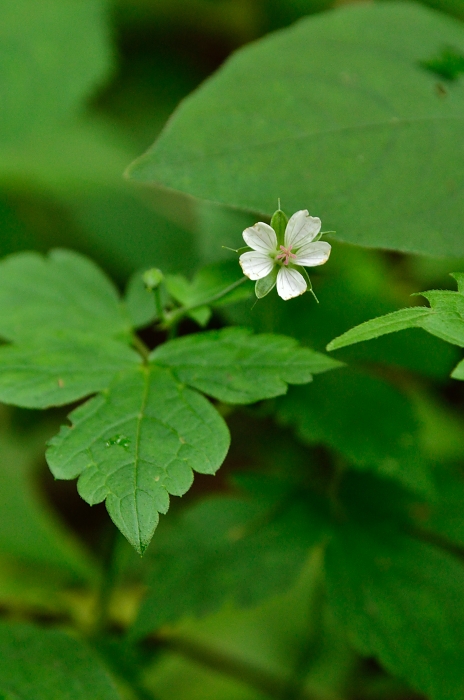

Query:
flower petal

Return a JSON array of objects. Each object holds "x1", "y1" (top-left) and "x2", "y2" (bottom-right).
[
  {"x1": 239, "y1": 251, "x2": 274, "y2": 280},
  {"x1": 276, "y1": 267, "x2": 307, "y2": 300},
  {"x1": 284, "y1": 210, "x2": 321, "y2": 249},
  {"x1": 243, "y1": 222, "x2": 277, "y2": 253},
  {"x1": 293, "y1": 241, "x2": 331, "y2": 267}
]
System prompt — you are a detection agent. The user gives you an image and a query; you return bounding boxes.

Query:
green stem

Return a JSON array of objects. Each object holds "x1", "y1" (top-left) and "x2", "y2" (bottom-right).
[
  {"x1": 162, "y1": 276, "x2": 248, "y2": 329},
  {"x1": 132, "y1": 334, "x2": 151, "y2": 363}
]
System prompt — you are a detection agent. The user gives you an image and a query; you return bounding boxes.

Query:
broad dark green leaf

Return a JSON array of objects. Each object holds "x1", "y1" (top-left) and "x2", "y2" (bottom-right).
[
  {"x1": 131, "y1": 479, "x2": 330, "y2": 639},
  {"x1": 46, "y1": 365, "x2": 230, "y2": 554},
  {"x1": 0, "y1": 334, "x2": 141, "y2": 408},
  {"x1": 0, "y1": 623, "x2": 121, "y2": 699},
  {"x1": 277, "y1": 368, "x2": 433, "y2": 494},
  {"x1": 0, "y1": 0, "x2": 112, "y2": 144},
  {"x1": 0, "y1": 250, "x2": 130, "y2": 343},
  {"x1": 151, "y1": 327, "x2": 342, "y2": 404},
  {"x1": 128, "y1": 2, "x2": 464, "y2": 257},
  {"x1": 326, "y1": 520, "x2": 464, "y2": 700}
]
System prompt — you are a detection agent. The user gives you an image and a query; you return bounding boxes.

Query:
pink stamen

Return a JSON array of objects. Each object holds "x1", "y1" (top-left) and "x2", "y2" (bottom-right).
[{"x1": 275, "y1": 245, "x2": 297, "y2": 266}]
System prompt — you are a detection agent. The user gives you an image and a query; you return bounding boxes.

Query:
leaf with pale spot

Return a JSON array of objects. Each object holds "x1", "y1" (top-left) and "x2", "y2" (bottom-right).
[{"x1": 46, "y1": 365, "x2": 230, "y2": 553}]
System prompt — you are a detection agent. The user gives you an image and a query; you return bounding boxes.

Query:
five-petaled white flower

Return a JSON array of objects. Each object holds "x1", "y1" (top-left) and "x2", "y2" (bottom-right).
[{"x1": 239, "y1": 210, "x2": 331, "y2": 301}]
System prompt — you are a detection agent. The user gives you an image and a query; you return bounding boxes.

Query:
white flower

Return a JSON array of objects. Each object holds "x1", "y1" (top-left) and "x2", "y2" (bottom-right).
[{"x1": 239, "y1": 210, "x2": 331, "y2": 300}]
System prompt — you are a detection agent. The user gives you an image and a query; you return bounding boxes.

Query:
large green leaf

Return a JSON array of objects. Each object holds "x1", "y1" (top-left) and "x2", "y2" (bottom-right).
[
  {"x1": 0, "y1": 623, "x2": 121, "y2": 699},
  {"x1": 326, "y1": 520, "x2": 464, "y2": 700},
  {"x1": 128, "y1": 2, "x2": 464, "y2": 257},
  {"x1": 0, "y1": 250, "x2": 130, "y2": 343},
  {"x1": 277, "y1": 368, "x2": 433, "y2": 494},
  {"x1": 151, "y1": 327, "x2": 342, "y2": 404},
  {"x1": 0, "y1": 335, "x2": 140, "y2": 408},
  {"x1": 131, "y1": 478, "x2": 330, "y2": 639},
  {"x1": 46, "y1": 365, "x2": 230, "y2": 554},
  {"x1": 0, "y1": 0, "x2": 112, "y2": 144}
]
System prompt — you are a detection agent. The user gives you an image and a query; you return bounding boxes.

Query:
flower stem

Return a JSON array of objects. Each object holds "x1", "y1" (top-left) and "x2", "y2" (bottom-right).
[{"x1": 162, "y1": 276, "x2": 249, "y2": 329}]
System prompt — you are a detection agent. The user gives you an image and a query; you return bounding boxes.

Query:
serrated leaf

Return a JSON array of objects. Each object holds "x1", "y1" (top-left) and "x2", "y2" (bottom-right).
[
  {"x1": 46, "y1": 365, "x2": 230, "y2": 554},
  {"x1": 151, "y1": 327, "x2": 342, "y2": 404},
  {"x1": 326, "y1": 520, "x2": 464, "y2": 700},
  {"x1": 131, "y1": 480, "x2": 331, "y2": 639},
  {"x1": 326, "y1": 308, "x2": 432, "y2": 351},
  {"x1": 277, "y1": 368, "x2": 433, "y2": 495},
  {"x1": 127, "y1": 2, "x2": 464, "y2": 258},
  {"x1": 0, "y1": 622, "x2": 121, "y2": 699},
  {"x1": 327, "y1": 275, "x2": 464, "y2": 371},
  {"x1": 0, "y1": 334, "x2": 141, "y2": 408},
  {"x1": 0, "y1": 250, "x2": 130, "y2": 343}
]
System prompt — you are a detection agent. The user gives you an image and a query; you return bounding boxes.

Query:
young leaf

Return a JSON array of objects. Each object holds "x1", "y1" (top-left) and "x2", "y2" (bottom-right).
[
  {"x1": 46, "y1": 366, "x2": 230, "y2": 554},
  {"x1": 0, "y1": 334, "x2": 141, "y2": 408},
  {"x1": 0, "y1": 622, "x2": 121, "y2": 699},
  {"x1": 131, "y1": 481, "x2": 331, "y2": 639},
  {"x1": 151, "y1": 327, "x2": 342, "y2": 404},
  {"x1": 127, "y1": 2, "x2": 464, "y2": 258},
  {"x1": 326, "y1": 307, "x2": 432, "y2": 351},
  {"x1": 0, "y1": 250, "x2": 130, "y2": 343},
  {"x1": 326, "y1": 520, "x2": 464, "y2": 700}
]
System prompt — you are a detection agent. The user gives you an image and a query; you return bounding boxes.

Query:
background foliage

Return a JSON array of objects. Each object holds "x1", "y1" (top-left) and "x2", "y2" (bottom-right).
[{"x1": 1, "y1": 1, "x2": 464, "y2": 699}]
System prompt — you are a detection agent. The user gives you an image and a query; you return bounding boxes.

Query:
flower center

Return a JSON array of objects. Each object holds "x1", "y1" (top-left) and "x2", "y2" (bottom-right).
[{"x1": 275, "y1": 245, "x2": 297, "y2": 266}]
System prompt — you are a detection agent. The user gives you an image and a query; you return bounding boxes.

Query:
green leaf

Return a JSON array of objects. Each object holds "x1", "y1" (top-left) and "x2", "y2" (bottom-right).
[
  {"x1": 451, "y1": 357, "x2": 464, "y2": 379},
  {"x1": 0, "y1": 334, "x2": 141, "y2": 408},
  {"x1": 277, "y1": 368, "x2": 433, "y2": 495},
  {"x1": 0, "y1": 0, "x2": 112, "y2": 145},
  {"x1": 326, "y1": 307, "x2": 432, "y2": 351},
  {"x1": 0, "y1": 622, "x2": 121, "y2": 699},
  {"x1": 326, "y1": 520, "x2": 464, "y2": 700},
  {"x1": 151, "y1": 327, "x2": 342, "y2": 404},
  {"x1": 124, "y1": 269, "x2": 158, "y2": 329},
  {"x1": 127, "y1": 2, "x2": 464, "y2": 257},
  {"x1": 131, "y1": 479, "x2": 330, "y2": 639},
  {"x1": 327, "y1": 274, "x2": 464, "y2": 369},
  {"x1": 165, "y1": 260, "x2": 252, "y2": 327},
  {"x1": 46, "y1": 365, "x2": 230, "y2": 554},
  {"x1": 0, "y1": 250, "x2": 130, "y2": 343}
]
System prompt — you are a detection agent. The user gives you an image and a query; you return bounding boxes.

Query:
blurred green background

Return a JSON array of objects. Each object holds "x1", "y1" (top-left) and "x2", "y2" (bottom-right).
[{"x1": 1, "y1": 1, "x2": 464, "y2": 699}]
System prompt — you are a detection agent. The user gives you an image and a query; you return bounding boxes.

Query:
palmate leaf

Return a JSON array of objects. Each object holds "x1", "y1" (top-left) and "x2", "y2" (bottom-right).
[
  {"x1": 0, "y1": 249, "x2": 339, "y2": 552},
  {"x1": 127, "y1": 2, "x2": 464, "y2": 258},
  {"x1": 327, "y1": 273, "x2": 464, "y2": 379},
  {"x1": 46, "y1": 365, "x2": 230, "y2": 554},
  {"x1": 151, "y1": 327, "x2": 342, "y2": 404},
  {"x1": 0, "y1": 622, "x2": 121, "y2": 700}
]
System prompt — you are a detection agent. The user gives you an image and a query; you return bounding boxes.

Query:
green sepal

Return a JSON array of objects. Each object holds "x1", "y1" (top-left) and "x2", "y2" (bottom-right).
[
  {"x1": 270, "y1": 208, "x2": 288, "y2": 246},
  {"x1": 255, "y1": 267, "x2": 278, "y2": 299}
]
